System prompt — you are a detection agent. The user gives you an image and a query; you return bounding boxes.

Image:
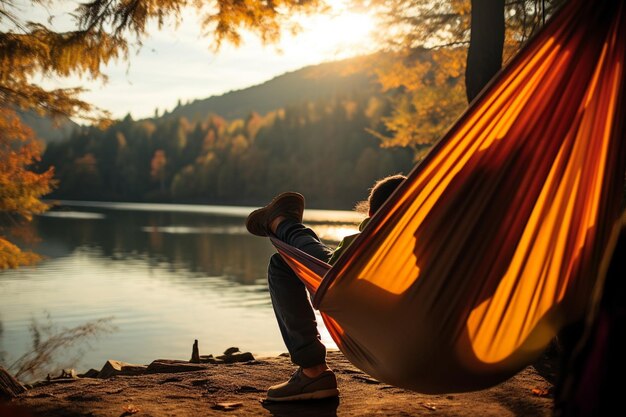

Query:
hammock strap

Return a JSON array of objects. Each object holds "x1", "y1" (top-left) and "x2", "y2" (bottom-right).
[{"x1": 270, "y1": 236, "x2": 331, "y2": 297}]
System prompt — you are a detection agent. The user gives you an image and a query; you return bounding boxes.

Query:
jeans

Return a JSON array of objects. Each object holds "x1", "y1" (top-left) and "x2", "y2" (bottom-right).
[{"x1": 268, "y1": 219, "x2": 333, "y2": 368}]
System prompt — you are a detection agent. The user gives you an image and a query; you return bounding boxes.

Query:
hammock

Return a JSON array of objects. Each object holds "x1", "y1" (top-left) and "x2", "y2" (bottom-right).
[{"x1": 271, "y1": 0, "x2": 626, "y2": 394}]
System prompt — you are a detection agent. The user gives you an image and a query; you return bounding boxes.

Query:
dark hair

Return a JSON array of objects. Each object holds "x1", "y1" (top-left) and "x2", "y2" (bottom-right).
[{"x1": 356, "y1": 174, "x2": 407, "y2": 215}]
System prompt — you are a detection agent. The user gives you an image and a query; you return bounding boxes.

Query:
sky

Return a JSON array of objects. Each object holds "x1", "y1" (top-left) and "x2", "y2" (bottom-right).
[{"x1": 34, "y1": 1, "x2": 379, "y2": 121}]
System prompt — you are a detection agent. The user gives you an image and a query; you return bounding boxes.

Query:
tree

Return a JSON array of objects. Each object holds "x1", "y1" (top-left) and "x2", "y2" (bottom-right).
[
  {"x1": 1, "y1": 0, "x2": 564, "y2": 267},
  {"x1": 150, "y1": 149, "x2": 167, "y2": 192},
  {"x1": 366, "y1": 0, "x2": 566, "y2": 155},
  {"x1": 0, "y1": 0, "x2": 325, "y2": 267},
  {"x1": 0, "y1": 109, "x2": 55, "y2": 268},
  {"x1": 1, "y1": 0, "x2": 325, "y2": 121},
  {"x1": 466, "y1": 0, "x2": 504, "y2": 102}
]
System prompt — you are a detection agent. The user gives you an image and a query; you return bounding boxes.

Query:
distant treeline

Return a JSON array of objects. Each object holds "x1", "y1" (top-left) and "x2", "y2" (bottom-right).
[{"x1": 41, "y1": 90, "x2": 416, "y2": 209}]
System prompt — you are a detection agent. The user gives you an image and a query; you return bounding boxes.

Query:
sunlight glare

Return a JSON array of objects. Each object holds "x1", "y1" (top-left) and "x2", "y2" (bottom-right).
[
  {"x1": 38, "y1": 1, "x2": 380, "y2": 119},
  {"x1": 313, "y1": 224, "x2": 361, "y2": 244},
  {"x1": 285, "y1": 5, "x2": 377, "y2": 60}
]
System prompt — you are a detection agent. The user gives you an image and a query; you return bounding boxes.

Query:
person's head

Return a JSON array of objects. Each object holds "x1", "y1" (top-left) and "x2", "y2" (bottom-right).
[{"x1": 356, "y1": 174, "x2": 407, "y2": 217}]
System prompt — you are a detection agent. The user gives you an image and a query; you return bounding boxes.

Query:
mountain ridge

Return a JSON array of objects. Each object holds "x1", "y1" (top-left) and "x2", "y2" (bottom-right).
[
  {"x1": 21, "y1": 53, "x2": 379, "y2": 144},
  {"x1": 16, "y1": 109, "x2": 79, "y2": 144},
  {"x1": 163, "y1": 54, "x2": 378, "y2": 122}
]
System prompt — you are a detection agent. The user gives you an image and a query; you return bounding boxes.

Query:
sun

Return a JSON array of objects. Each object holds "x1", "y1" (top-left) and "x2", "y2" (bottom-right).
[
  {"x1": 283, "y1": 4, "x2": 378, "y2": 61},
  {"x1": 314, "y1": 11, "x2": 376, "y2": 52}
]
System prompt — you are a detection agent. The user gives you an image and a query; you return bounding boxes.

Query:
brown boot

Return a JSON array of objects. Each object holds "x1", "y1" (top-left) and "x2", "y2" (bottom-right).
[{"x1": 245, "y1": 192, "x2": 305, "y2": 237}]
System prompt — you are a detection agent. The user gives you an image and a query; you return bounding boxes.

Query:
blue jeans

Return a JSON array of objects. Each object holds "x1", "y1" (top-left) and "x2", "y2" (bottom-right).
[{"x1": 268, "y1": 219, "x2": 333, "y2": 368}]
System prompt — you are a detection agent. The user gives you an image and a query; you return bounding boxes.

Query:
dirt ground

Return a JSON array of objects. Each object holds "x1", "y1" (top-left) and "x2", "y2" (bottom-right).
[{"x1": 4, "y1": 349, "x2": 557, "y2": 417}]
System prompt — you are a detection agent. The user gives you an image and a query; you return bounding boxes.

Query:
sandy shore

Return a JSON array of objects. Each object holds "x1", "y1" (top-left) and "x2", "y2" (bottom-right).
[{"x1": 3, "y1": 349, "x2": 557, "y2": 417}]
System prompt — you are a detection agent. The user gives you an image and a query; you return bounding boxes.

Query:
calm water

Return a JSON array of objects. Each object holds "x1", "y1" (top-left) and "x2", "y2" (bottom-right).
[{"x1": 0, "y1": 201, "x2": 363, "y2": 378}]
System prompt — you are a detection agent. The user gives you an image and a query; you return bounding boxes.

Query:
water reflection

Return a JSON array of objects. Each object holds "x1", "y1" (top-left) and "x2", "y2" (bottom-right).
[
  {"x1": 32, "y1": 204, "x2": 361, "y2": 286},
  {"x1": 0, "y1": 203, "x2": 359, "y2": 371},
  {"x1": 34, "y1": 208, "x2": 277, "y2": 285}
]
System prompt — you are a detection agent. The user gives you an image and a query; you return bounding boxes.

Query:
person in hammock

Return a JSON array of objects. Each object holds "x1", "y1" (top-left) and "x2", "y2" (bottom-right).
[{"x1": 245, "y1": 174, "x2": 406, "y2": 402}]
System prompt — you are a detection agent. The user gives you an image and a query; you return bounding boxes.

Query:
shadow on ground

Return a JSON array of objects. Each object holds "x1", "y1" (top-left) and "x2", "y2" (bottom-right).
[{"x1": 261, "y1": 396, "x2": 339, "y2": 417}]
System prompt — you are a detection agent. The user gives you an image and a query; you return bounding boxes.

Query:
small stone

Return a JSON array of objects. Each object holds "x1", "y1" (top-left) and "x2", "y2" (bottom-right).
[
  {"x1": 422, "y1": 403, "x2": 437, "y2": 411},
  {"x1": 146, "y1": 360, "x2": 207, "y2": 374},
  {"x1": 60, "y1": 369, "x2": 77, "y2": 379},
  {"x1": 236, "y1": 385, "x2": 263, "y2": 393},
  {"x1": 78, "y1": 369, "x2": 100, "y2": 378},
  {"x1": 199, "y1": 355, "x2": 219, "y2": 364},
  {"x1": 98, "y1": 360, "x2": 147, "y2": 379},
  {"x1": 217, "y1": 352, "x2": 255, "y2": 364},
  {"x1": 190, "y1": 340, "x2": 200, "y2": 363},
  {"x1": 223, "y1": 347, "x2": 240, "y2": 356}
]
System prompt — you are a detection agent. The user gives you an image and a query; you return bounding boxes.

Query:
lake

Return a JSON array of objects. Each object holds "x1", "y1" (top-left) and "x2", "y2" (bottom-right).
[{"x1": 0, "y1": 201, "x2": 363, "y2": 380}]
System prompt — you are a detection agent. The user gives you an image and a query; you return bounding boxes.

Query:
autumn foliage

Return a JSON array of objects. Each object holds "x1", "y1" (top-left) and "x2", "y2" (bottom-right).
[
  {"x1": 0, "y1": 109, "x2": 55, "y2": 268},
  {"x1": 0, "y1": 0, "x2": 562, "y2": 268},
  {"x1": 366, "y1": 0, "x2": 564, "y2": 156},
  {"x1": 0, "y1": 0, "x2": 325, "y2": 268}
]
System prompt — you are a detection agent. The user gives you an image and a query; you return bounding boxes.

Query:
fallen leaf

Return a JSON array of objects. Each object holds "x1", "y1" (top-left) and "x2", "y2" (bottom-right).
[
  {"x1": 121, "y1": 404, "x2": 140, "y2": 415},
  {"x1": 422, "y1": 403, "x2": 437, "y2": 411},
  {"x1": 532, "y1": 388, "x2": 551, "y2": 397},
  {"x1": 212, "y1": 402, "x2": 243, "y2": 411}
]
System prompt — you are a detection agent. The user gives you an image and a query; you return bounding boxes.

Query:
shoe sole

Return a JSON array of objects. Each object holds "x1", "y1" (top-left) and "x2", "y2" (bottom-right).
[
  {"x1": 265, "y1": 388, "x2": 339, "y2": 402},
  {"x1": 245, "y1": 206, "x2": 270, "y2": 236},
  {"x1": 245, "y1": 192, "x2": 304, "y2": 237}
]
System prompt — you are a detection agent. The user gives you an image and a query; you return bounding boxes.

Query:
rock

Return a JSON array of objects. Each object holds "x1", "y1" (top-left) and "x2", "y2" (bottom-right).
[
  {"x1": 223, "y1": 347, "x2": 240, "y2": 356},
  {"x1": 199, "y1": 355, "x2": 220, "y2": 364},
  {"x1": 146, "y1": 360, "x2": 207, "y2": 374},
  {"x1": 78, "y1": 369, "x2": 100, "y2": 378},
  {"x1": 217, "y1": 352, "x2": 255, "y2": 364},
  {"x1": 190, "y1": 340, "x2": 200, "y2": 364},
  {"x1": 97, "y1": 360, "x2": 148, "y2": 379},
  {"x1": 0, "y1": 366, "x2": 26, "y2": 400},
  {"x1": 215, "y1": 347, "x2": 255, "y2": 364},
  {"x1": 37, "y1": 369, "x2": 78, "y2": 383},
  {"x1": 60, "y1": 369, "x2": 77, "y2": 379}
]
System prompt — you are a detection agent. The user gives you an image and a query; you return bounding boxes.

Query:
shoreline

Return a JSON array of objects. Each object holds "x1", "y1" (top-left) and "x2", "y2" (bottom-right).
[{"x1": 6, "y1": 348, "x2": 557, "y2": 416}]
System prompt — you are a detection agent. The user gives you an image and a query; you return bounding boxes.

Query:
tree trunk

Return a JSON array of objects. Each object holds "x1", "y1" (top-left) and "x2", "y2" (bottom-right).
[{"x1": 465, "y1": 0, "x2": 505, "y2": 103}]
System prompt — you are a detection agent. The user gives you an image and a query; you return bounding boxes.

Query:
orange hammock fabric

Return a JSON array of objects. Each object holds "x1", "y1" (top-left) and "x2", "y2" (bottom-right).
[{"x1": 272, "y1": 0, "x2": 626, "y2": 393}]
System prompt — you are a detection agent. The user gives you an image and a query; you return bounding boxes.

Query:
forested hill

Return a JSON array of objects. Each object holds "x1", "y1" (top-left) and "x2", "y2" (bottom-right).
[
  {"x1": 17, "y1": 109, "x2": 78, "y2": 144},
  {"x1": 165, "y1": 55, "x2": 376, "y2": 122},
  {"x1": 40, "y1": 54, "x2": 417, "y2": 209}
]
